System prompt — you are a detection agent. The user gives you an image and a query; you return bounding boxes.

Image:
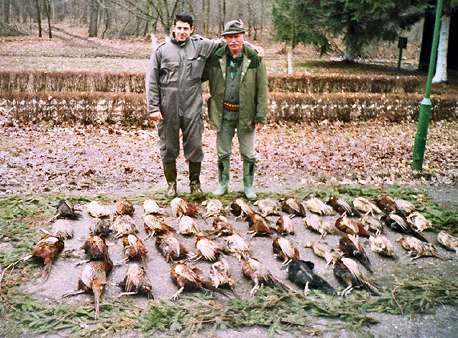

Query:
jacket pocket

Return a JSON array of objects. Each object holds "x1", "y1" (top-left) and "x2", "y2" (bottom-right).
[
  {"x1": 187, "y1": 55, "x2": 206, "y2": 81},
  {"x1": 159, "y1": 61, "x2": 179, "y2": 83}
]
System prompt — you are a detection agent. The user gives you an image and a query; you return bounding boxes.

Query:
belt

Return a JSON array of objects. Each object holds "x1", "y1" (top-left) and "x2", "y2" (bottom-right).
[{"x1": 223, "y1": 102, "x2": 240, "y2": 112}]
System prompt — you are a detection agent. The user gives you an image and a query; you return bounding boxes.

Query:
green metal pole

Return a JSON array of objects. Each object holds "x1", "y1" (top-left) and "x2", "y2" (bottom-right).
[{"x1": 412, "y1": 0, "x2": 443, "y2": 170}]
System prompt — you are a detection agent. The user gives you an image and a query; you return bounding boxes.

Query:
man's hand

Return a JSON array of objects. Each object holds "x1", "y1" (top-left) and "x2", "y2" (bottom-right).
[
  {"x1": 255, "y1": 123, "x2": 264, "y2": 132},
  {"x1": 149, "y1": 112, "x2": 163, "y2": 121}
]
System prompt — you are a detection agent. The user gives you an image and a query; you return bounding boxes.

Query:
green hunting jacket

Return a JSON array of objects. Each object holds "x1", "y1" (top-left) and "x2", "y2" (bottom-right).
[{"x1": 203, "y1": 45, "x2": 268, "y2": 132}]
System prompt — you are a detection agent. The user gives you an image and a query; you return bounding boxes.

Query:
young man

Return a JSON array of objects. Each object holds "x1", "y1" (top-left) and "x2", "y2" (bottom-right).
[
  {"x1": 203, "y1": 20, "x2": 268, "y2": 199},
  {"x1": 145, "y1": 13, "x2": 220, "y2": 197}
]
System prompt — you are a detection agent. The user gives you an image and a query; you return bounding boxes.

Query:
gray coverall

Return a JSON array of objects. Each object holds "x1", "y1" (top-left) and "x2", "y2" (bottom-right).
[{"x1": 146, "y1": 36, "x2": 220, "y2": 162}]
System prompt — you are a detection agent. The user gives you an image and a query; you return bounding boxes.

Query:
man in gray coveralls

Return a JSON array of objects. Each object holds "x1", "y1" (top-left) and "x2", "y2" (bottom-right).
[{"x1": 146, "y1": 13, "x2": 220, "y2": 197}]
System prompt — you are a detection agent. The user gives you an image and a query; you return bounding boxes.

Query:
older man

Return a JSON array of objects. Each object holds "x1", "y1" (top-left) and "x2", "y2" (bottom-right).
[{"x1": 203, "y1": 20, "x2": 268, "y2": 199}]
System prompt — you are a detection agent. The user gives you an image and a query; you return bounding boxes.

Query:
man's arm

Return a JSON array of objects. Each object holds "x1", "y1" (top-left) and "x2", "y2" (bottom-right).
[
  {"x1": 255, "y1": 58, "x2": 268, "y2": 127},
  {"x1": 145, "y1": 50, "x2": 162, "y2": 120}
]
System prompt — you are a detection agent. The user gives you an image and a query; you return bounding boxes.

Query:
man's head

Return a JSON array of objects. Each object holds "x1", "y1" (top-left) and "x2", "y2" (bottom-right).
[
  {"x1": 172, "y1": 13, "x2": 194, "y2": 42},
  {"x1": 222, "y1": 19, "x2": 245, "y2": 56}
]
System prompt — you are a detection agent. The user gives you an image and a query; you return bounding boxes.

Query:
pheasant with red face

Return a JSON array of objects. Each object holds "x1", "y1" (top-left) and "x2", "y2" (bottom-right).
[{"x1": 31, "y1": 233, "x2": 64, "y2": 280}]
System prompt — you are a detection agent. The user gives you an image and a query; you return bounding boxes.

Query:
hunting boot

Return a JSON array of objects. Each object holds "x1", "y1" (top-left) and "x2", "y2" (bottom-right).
[
  {"x1": 213, "y1": 158, "x2": 230, "y2": 196},
  {"x1": 163, "y1": 161, "x2": 177, "y2": 197},
  {"x1": 243, "y1": 160, "x2": 256, "y2": 200},
  {"x1": 189, "y1": 161, "x2": 202, "y2": 194}
]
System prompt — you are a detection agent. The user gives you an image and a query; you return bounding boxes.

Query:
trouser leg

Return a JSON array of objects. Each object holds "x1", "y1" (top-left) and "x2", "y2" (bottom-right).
[
  {"x1": 157, "y1": 119, "x2": 179, "y2": 197},
  {"x1": 214, "y1": 119, "x2": 236, "y2": 196},
  {"x1": 181, "y1": 114, "x2": 204, "y2": 194},
  {"x1": 237, "y1": 128, "x2": 256, "y2": 199}
]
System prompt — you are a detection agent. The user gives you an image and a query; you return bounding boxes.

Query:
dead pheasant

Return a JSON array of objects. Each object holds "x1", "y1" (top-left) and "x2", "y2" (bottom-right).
[
  {"x1": 30, "y1": 233, "x2": 64, "y2": 280},
  {"x1": 118, "y1": 263, "x2": 154, "y2": 299},
  {"x1": 223, "y1": 233, "x2": 251, "y2": 259},
  {"x1": 82, "y1": 234, "x2": 111, "y2": 264},
  {"x1": 63, "y1": 260, "x2": 112, "y2": 319},
  {"x1": 254, "y1": 198, "x2": 281, "y2": 217},
  {"x1": 369, "y1": 235, "x2": 395, "y2": 257},
  {"x1": 272, "y1": 236, "x2": 300, "y2": 266},
  {"x1": 230, "y1": 198, "x2": 255, "y2": 219},
  {"x1": 209, "y1": 259, "x2": 236, "y2": 291},
  {"x1": 170, "y1": 197, "x2": 198, "y2": 217},
  {"x1": 115, "y1": 199, "x2": 135, "y2": 216},
  {"x1": 352, "y1": 197, "x2": 382, "y2": 215},
  {"x1": 203, "y1": 199, "x2": 224, "y2": 218},
  {"x1": 143, "y1": 199, "x2": 166, "y2": 216},
  {"x1": 144, "y1": 215, "x2": 174, "y2": 239},
  {"x1": 397, "y1": 236, "x2": 444, "y2": 260},
  {"x1": 241, "y1": 256, "x2": 292, "y2": 296},
  {"x1": 276, "y1": 214, "x2": 295, "y2": 235},
  {"x1": 304, "y1": 240, "x2": 340, "y2": 266},
  {"x1": 335, "y1": 214, "x2": 370, "y2": 238},
  {"x1": 247, "y1": 212, "x2": 273, "y2": 237},
  {"x1": 333, "y1": 257, "x2": 379, "y2": 296},
  {"x1": 178, "y1": 215, "x2": 200, "y2": 236},
  {"x1": 122, "y1": 234, "x2": 148, "y2": 263},
  {"x1": 287, "y1": 260, "x2": 335, "y2": 296},
  {"x1": 437, "y1": 230, "x2": 458, "y2": 254},
  {"x1": 327, "y1": 196, "x2": 359, "y2": 217},
  {"x1": 339, "y1": 235, "x2": 372, "y2": 272},
  {"x1": 47, "y1": 200, "x2": 80, "y2": 223},
  {"x1": 192, "y1": 233, "x2": 221, "y2": 262},
  {"x1": 170, "y1": 262, "x2": 218, "y2": 300},
  {"x1": 155, "y1": 233, "x2": 188, "y2": 263},
  {"x1": 280, "y1": 197, "x2": 306, "y2": 217},
  {"x1": 210, "y1": 215, "x2": 236, "y2": 236},
  {"x1": 86, "y1": 201, "x2": 112, "y2": 219},
  {"x1": 360, "y1": 214, "x2": 384, "y2": 235},
  {"x1": 111, "y1": 215, "x2": 138, "y2": 239},
  {"x1": 51, "y1": 220, "x2": 74, "y2": 240},
  {"x1": 303, "y1": 213, "x2": 336, "y2": 238},
  {"x1": 304, "y1": 197, "x2": 335, "y2": 216},
  {"x1": 90, "y1": 218, "x2": 112, "y2": 238},
  {"x1": 376, "y1": 195, "x2": 398, "y2": 213},
  {"x1": 406, "y1": 212, "x2": 433, "y2": 233},
  {"x1": 381, "y1": 213, "x2": 428, "y2": 242}
]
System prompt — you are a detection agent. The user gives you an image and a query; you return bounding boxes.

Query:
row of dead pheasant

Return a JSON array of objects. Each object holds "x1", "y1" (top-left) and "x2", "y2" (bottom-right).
[{"x1": 6, "y1": 195, "x2": 457, "y2": 319}]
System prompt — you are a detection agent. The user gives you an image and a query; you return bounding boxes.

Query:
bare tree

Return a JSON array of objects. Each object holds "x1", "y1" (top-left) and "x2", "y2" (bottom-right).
[
  {"x1": 88, "y1": 0, "x2": 99, "y2": 37},
  {"x1": 34, "y1": 0, "x2": 42, "y2": 37},
  {"x1": 3, "y1": 0, "x2": 11, "y2": 23},
  {"x1": 43, "y1": 0, "x2": 52, "y2": 38}
]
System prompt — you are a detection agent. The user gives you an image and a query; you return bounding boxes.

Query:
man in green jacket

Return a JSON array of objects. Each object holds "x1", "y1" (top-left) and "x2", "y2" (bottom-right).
[{"x1": 203, "y1": 20, "x2": 268, "y2": 199}]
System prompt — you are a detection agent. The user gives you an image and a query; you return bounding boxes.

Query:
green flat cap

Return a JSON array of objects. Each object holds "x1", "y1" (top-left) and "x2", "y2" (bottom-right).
[{"x1": 222, "y1": 19, "x2": 246, "y2": 36}]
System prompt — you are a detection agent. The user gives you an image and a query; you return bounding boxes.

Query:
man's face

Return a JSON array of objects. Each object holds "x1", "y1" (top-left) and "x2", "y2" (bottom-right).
[
  {"x1": 225, "y1": 33, "x2": 244, "y2": 55},
  {"x1": 172, "y1": 20, "x2": 193, "y2": 42}
]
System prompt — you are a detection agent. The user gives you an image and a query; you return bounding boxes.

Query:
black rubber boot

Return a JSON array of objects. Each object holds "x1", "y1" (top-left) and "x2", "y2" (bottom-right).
[
  {"x1": 189, "y1": 161, "x2": 202, "y2": 194},
  {"x1": 163, "y1": 161, "x2": 177, "y2": 198}
]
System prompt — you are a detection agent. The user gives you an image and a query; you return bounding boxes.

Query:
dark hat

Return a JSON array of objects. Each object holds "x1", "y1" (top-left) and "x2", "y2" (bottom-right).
[{"x1": 222, "y1": 19, "x2": 246, "y2": 36}]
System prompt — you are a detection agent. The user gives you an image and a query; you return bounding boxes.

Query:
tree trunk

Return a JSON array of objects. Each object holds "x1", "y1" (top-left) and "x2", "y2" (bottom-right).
[
  {"x1": 432, "y1": 14, "x2": 450, "y2": 83},
  {"x1": 343, "y1": 39, "x2": 355, "y2": 62},
  {"x1": 34, "y1": 0, "x2": 42, "y2": 37},
  {"x1": 101, "y1": 2, "x2": 111, "y2": 39},
  {"x1": 88, "y1": 0, "x2": 99, "y2": 37},
  {"x1": 287, "y1": 42, "x2": 293, "y2": 75},
  {"x1": 3, "y1": 0, "x2": 11, "y2": 24},
  {"x1": 43, "y1": 0, "x2": 52, "y2": 38}
]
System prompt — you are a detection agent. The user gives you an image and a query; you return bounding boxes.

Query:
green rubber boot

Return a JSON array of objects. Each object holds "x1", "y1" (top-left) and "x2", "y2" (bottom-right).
[
  {"x1": 243, "y1": 160, "x2": 256, "y2": 200},
  {"x1": 189, "y1": 161, "x2": 203, "y2": 194},
  {"x1": 163, "y1": 161, "x2": 177, "y2": 198},
  {"x1": 213, "y1": 158, "x2": 230, "y2": 196}
]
